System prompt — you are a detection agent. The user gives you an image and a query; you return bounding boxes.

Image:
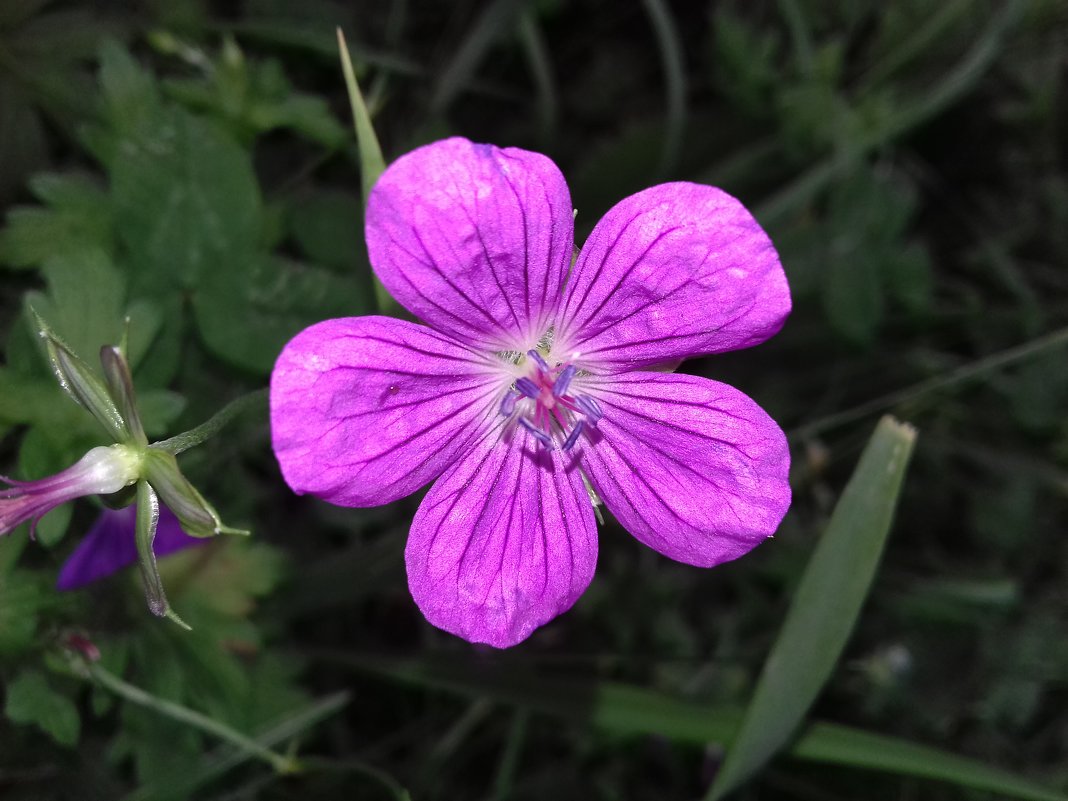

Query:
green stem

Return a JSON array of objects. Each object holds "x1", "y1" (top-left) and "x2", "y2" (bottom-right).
[
  {"x1": 153, "y1": 388, "x2": 268, "y2": 455},
  {"x1": 88, "y1": 663, "x2": 299, "y2": 775},
  {"x1": 792, "y1": 325, "x2": 1068, "y2": 439}
]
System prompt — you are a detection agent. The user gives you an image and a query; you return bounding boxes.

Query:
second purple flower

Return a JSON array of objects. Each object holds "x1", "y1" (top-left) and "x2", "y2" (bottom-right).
[{"x1": 271, "y1": 137, "x2": 792, "y2": 647}]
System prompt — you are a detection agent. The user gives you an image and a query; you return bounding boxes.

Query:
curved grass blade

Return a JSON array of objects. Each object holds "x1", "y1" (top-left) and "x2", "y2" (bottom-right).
[{"x1": 707, "y1": 416, "x2": 916, "y2": 798}]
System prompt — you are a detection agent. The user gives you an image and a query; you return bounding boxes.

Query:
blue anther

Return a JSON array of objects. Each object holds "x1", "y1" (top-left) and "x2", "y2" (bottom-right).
[
  {"x1": 515, "y1": 377, "x2": 539, "y2": 398},
  {"x1": 527, "y1": 349, "x2": 550, "y2": 371},
  {"x1": 518, "y1": 417, "x2": 554, "y2": 448},
  {"x1": 562, "y1": 420, "x2": 585, "y2": 451},
  {"x1": 575, "y1": 394, "x2": 602, "y2": 423},
  {"x1": 499, "y1": 391, "x2": 519, "y2": 417},
  {"x1": 552, "y1": 364, "x2": 576, "y2": 397}
]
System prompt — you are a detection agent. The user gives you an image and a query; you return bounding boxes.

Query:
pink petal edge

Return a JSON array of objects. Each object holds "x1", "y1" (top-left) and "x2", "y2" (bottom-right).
[
  {"x1": 406, "y1": 426, "x2": 597, "y2": 647},
  {"x1": 557, "y1": 182, "x2": 790, "y2": 371},
  {"x1": 366, "y1": 137, "x2": 575, "y2": 351},
  {"x1": 271, "y1": 316, "x2": 505, "y2": 507},
  {"x1": 579, "y1": 371, "x2": 790, "y2": 567}
]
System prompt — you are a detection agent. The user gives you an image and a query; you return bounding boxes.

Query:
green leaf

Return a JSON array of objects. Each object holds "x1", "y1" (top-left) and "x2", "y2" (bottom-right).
[
  {"x1": 0, "y1": 172, "x2": 113, "y2": 269},
  {"x1": 5, "y1": 669, "x2": 80, "y2": 747},
  {"x1": 884, "y1": 240, "x2": 933, "y2": 316},
  {"x1": 26, "y1": 250, "x2": 161, "y2": 374},
  {"x1": 822, "y1": 249, "x2": 883, "y2": 346},
  {"x1": 0, "y1": 79, "x2": 48, "y2": 203},
  {"x1": 110, "y1": 106, "x2": 262, "y2": 294},
  {"x1": 288, "y1": 189, "x2": 365, "y2": 272},
  {"x1": 97, "y1": 40, "x2": 161, "y2": 138},
  {"x1": 336, "y1": 28, "x2": 396, "y2": 315},
  {"x1": 336, "y1": 29, "x2": 384, "y2": 205},
  {"x1": 335, "y1": 653, "x2": 1067, "y2": 801},
  {"x1": 708, "y1": 417, "x2": 917, "y2": 799},
  {"x1": 0, "y1": 540, "x2": 47, "y2": 654},
  {"x1": 193, "y1": 254, "x2": 368, "y2": 374}
]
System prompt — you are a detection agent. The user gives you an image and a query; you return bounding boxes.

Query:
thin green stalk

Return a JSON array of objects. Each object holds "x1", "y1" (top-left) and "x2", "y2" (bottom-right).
[
  {"x1": 153, "y1": 388, "x2": 267, "y2": 455},
  {"x1": 777, "y1": 0, "x2": 815, "y2": 77},
  {"x1": 121, "y1": 692, "x2": 351, "y2": 801},
  {"x1": 791, "y1": 324, "x2": 1068, "y2": 439},
  {"x1": 757, "y1": 0, "x2": 1025, "y2": 225},
  {"x1": 492, "y1": 709, "x2": 529, "y2": 800},
  {"x1": 89, "y1": 663, "x2": 299, "y2": 775},
  {"x1": 428, "y1": 0, "x2": 527, "y2": 115}
]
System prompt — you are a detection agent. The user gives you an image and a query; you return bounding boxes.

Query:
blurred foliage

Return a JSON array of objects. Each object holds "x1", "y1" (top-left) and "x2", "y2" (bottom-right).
[{"x1": 1, "y1": 0, "x2": 1067, "y2": 799}]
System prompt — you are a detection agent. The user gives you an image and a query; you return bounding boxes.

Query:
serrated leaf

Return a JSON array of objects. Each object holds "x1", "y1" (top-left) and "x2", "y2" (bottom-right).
[
  {"x1": 5, "y1": 670, "x2": 80, "y2": 747},
  {"x1": 97, "y1": 39, "x2": 161, "y2": 137},
  {"x1": 164, "y1": 540, "x2": 283, "y2": 618},
  {"x1": 708, "y1": 417, "x2": 917, "y2": 798},
  {"x1": 26, "y1": 250, "x2": 160, "y2": 372},
  {"x1": 193, "y1": 254, "x2": 368, "y2": 373},
  {"x1": 0, "y1": 173, "x2": 113, "y2": 269},
  {"x1": 110, "y1": 106, "x2": 262, "y2": 294}
]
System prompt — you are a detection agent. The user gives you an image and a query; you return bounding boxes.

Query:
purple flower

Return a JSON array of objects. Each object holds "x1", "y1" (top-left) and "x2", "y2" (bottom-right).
[
  {"x1": 56, "y1": 503, "x2": 204, "y2": 591},
  {"x1": 271, "y1": 137, "x2": 792, "y2": 647},
  {"x1": 1, "y1": 445, "x2": 141, "y2": 539}
]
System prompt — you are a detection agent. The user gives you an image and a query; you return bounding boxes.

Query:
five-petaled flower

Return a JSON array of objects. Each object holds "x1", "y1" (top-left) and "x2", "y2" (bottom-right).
[{"x1": 271, "y1": 137, "x2": 792, "y2": 647}]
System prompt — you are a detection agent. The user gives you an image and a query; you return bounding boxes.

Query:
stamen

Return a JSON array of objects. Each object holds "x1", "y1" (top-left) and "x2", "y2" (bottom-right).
[
  {"x1": 575, "y1": 394, "x2": 602, "y2": 423},
  {"x1": 518, "y1": 417, "x2": 553, "y2": 449},
  {"x1": 515, "y1": 377, "x2": 539, "y2": 398},
  {"x1": 552, "y1": 365, "x2": 576, "y2": 397},
  {"x1": 499, "y1": 391, "x2": 519, "y2": 417},
  {"x1": 562, "y1": 420, "x2": 585, "y2": 451},
  {"x1": 527, "y1": 349, "x2": 550, "y2": 370}
]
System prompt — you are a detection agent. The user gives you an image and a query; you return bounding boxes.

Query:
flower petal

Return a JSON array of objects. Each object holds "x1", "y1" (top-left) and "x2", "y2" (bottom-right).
[
  {"x1": 556, "y1": 183, "x2": 790, "y2": 370},
  {"x1": 56, "y1": 504, "x2": 201, "y2": 591},
  {"x1": 366, "y1": 137, "x2": 574, "y2": 350},
  {"x1": 406, "y1": 428, "x2": 597, "y2": 647},
  {"x1": 271, "y1": 316, "x2": 503, "y2": 507},
  {"x1": 580, "y1": 372, "x2": 790, "y2": 567}
]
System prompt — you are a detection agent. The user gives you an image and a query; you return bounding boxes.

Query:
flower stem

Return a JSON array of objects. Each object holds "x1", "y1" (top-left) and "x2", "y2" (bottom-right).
[
  {"x1": 88, "y1": 662, "x2": 300, "y2": 775},
  {"x1": 153, "y1": 388, "x2": 268, "y2": 456}
]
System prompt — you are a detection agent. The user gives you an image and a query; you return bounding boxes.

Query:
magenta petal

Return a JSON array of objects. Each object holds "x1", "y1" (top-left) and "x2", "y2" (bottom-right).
[
  {"x1": 366, "y1": 137, "x2": 574, "y2": 350},
  {"x1": 271, "y1": 316, "x2": 505, "y2": 507},
  {"x1": 406, "y1": 430, "x2": 597, "y2": 647},
  {"x1": 580, "y1": 372, "x2": 790, "y2": 567},
  {"x1": 56, "y1": 504, "x2": 202, "y2": 591},
  {"x1": 557, "y1": 183, "x2": 790, "y2": 370}
]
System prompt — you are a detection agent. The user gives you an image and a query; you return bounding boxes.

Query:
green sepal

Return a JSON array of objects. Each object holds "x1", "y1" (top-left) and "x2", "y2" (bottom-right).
[
  {"x1": 134, "y1": 480, "x2": 189, "y2": 629},
  {"x1": 29, "y1": 306, "x2": 129, "y2": 443},
  {"x1": 142, "y1": 448, "x2": 249, "y2": 539},
  {"x1": 99, "y1": 345, "x2": 148, "y2": 445}
]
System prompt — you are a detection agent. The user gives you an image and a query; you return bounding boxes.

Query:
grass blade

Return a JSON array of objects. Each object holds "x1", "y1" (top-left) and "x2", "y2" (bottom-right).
[
  {"x1": 336, "y1": 27, "x2": 397, "y2": 315},
  {"x1": 708, "y1": 417, "x2": 916, "y2": 798}
]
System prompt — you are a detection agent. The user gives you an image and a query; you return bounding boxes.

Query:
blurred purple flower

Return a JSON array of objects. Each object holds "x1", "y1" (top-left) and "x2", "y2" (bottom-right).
[
  {"x1": 57, "y1": 503, "x2": 204, "y2": 591},
  {"x1": 271, "y1": 137, "x2": 792, "y2": 647},
  {"x1": 1, "y1": 445, "x2": 140, "y2": 539}
]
